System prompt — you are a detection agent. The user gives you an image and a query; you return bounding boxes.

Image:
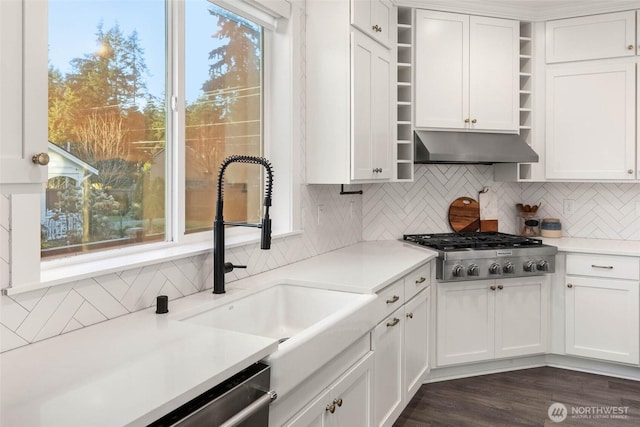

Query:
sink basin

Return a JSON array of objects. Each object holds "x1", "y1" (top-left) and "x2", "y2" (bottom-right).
[{"x1": 180, "y1": 283, "x2": 375, "y2": 396}]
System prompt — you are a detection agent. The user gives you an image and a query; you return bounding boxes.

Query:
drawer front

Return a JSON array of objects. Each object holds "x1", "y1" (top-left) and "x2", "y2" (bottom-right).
[
  {"x1": 566, "y1": 253, "x2": 640, "y2": 280},
  {"x1": 372, "y1": 280, "x2": 405, "y2": 324},
  {"x1": 404, "y1": 262, "x2": 431, "y2": 301}
]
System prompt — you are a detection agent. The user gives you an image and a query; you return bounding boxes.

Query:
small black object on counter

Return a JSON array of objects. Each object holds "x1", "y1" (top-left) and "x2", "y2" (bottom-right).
[{"x1": 156, "y1": 295, "x2": 169, "y2": 314}]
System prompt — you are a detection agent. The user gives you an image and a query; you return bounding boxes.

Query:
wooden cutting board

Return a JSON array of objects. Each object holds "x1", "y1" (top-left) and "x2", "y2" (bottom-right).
[{"x1": 448, "y1": 197, "x2": 480, "y2": 232}]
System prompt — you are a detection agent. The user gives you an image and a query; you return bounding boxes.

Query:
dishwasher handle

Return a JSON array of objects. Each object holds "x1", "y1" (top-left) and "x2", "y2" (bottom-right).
[{"x1": 219, "y1": 390, "x2": 277, "y2": 427}]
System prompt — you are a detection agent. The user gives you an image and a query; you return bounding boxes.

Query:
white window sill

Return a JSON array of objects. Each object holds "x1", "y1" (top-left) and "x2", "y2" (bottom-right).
[{"x1": 4, "y1": 229, "x2": 302, "y2": 296}]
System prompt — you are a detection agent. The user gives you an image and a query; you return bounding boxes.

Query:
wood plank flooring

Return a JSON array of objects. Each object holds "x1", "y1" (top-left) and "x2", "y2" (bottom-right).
[{"x1": 394, "y1": 367, "x2": 640, "y2": 426}]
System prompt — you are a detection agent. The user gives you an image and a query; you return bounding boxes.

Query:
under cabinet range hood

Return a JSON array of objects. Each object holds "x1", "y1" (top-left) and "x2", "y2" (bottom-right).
[{"x1": 414, "y1": 130, "x2": 539, "y2": 164}]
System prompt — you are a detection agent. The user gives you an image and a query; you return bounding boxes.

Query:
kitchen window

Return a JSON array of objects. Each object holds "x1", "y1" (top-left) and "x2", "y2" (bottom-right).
[{"x1": 17, "y1": 0, "x2": 297, "y2": 291}]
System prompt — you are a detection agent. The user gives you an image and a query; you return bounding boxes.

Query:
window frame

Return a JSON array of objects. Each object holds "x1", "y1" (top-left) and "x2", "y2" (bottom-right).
[{"x1": 5, "y1": 0, "x2": 299, "y2": 295}]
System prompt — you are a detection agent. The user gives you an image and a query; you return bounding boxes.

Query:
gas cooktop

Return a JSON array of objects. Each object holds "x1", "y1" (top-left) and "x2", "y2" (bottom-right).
[
  {"x1": 403, "y1": 232, "x2": 544, "y2": 251},
  {"x1": 403, "y1": 232, "x2": 557, "y2": 282}
]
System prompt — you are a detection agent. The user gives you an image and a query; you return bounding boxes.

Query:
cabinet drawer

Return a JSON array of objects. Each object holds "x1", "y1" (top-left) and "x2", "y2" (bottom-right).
[
  {"x1": 566, "y1": 254, "x2": 640, "y2": 280},
  {"x1": 404, "y1": 262, "x2": 431, "y2": 302},
  {"x1": 372, "y1": 280, "x2": 405, "y2": 324}
]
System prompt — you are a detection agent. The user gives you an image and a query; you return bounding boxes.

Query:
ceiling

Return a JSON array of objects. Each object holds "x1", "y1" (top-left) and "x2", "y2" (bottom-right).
[{"x1": 397, "y1": 0, "x2": 640, "y2": 20}]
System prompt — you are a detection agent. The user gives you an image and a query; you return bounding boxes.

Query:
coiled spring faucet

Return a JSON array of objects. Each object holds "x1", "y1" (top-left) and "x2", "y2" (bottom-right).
[{"x1": 213, "y1": 155, "x2": 274, "y2": 294}]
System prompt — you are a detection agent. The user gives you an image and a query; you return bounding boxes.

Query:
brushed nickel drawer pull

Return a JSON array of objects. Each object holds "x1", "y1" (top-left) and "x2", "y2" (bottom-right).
[
  {"x1": 387, "y1": 317, "x2": 400, "y2": 327},
  {"x1": 415, "y1": 277, "x2": 426, "y2": 284},
  {"x1": 591, "y1": 264, "x2": 614, "y2": 269},
  {"x1": 386, "y1": 295, "x2": 400, "y2": 304}
]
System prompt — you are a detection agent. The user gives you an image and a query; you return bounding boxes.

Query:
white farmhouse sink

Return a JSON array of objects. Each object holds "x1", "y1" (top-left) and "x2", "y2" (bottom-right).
[{"x1": 180, "y1": 283, "x2": 375, "y2": 396}]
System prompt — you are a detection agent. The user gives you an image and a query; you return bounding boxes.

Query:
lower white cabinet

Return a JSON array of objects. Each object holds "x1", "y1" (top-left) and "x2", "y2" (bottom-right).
[
  {"x1": 404, "y1": 288, "x2": 430, "y2": 401},
  {"x1": 565, "y1": 276, "x2": 639, "y2": 365},
  {"x1": 437, "y1": 277, "x2": 549, "y2": 366},
  {"x1": 285, "y1": 352, "x2": 374, "y2": 427},
  {"x1": 373, "y1": 288, "x2": 430, "y2": 427}
]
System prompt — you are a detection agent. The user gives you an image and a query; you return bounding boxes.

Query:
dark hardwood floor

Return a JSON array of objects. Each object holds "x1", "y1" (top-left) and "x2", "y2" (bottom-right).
[{"x1": 394, "y1": 367, "x2": 640, "y2": 426}]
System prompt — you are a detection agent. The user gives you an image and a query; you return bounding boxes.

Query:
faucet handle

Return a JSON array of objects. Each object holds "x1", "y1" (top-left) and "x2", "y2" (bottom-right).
[{"x1": 224, "y1": 262, "x2": 247, "y2": 273}]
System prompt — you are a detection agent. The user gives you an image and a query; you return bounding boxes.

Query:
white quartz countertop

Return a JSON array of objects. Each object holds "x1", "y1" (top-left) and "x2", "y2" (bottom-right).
[
  {"x1": 0, "y1": 240, "x2": 435, "y2": 427},
  {"x1": 540, "y1": 236, "x2": 640, "y2": 257}
]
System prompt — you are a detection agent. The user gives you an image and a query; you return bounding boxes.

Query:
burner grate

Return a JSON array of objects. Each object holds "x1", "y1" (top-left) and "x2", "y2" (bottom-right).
[{"x1": 403, "y1": 232, "x2": 543, "y2": 251}]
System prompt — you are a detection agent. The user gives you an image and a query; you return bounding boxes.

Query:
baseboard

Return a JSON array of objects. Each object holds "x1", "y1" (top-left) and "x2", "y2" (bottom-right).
[{"x1": 425, "y1": 354, "x2": 640, "y2": 383}]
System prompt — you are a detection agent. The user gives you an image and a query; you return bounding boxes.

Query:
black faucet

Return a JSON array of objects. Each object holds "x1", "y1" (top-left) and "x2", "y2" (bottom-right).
[{"x1": 213, "y1": 155, "x2": 274, "y2": 294}]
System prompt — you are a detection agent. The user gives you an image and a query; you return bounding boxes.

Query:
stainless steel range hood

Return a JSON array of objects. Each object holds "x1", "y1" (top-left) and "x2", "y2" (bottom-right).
[{"x1": 414, "y1": 130, "x2": 539, "y2": 164}]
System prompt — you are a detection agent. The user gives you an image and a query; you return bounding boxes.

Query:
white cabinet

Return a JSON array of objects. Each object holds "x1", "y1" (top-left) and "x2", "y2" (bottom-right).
[
  {"x1": 414, "y1": 10, "x2": 519, "y2": 132},
  {"x1": 306, "y1": 1, "x2": 393, "y2": 184},
  {"x1": 285, "y1": 352, "x2": 374, "y2": 427},
  {"x1": 403, "y1": 288, "x2": 429, "y2": 401},
  {"x1": 0, "y1": 0, "x2": 48, "y2": 192},
  {"x1": 546, "y1": 11, "x2": 636, "y2": 63},
  {"x1": 437, "y1": 277, "x2": 549, "y2": 366},
  {"x1": 545, "y1": 61, "x2": 636, "y2": 180},
  {"x1": 352, "y1": 31, "x2": 393, "y2": 181},
  {"x1": 351, "y1": 0, "x2": 392, "y2": 48},
  {"x1": 564, "y1": 253, "x2": 640, "y2": 365},
  {"x1": 372, "y1": 263, "x2": 431, "y2": 427},
  {"x1": 373, "y1": 308, "x2": 404, "y2": 427}
]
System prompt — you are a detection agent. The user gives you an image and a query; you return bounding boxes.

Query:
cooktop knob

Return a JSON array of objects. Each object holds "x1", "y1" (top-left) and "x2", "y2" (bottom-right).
[
  {"x1": 503, "y1": 262, "x2": 515, "y2": 274},
  {"x1": 452, "y1": 264, "x2": 466, "y2": 277},
  {"x1": 523, "y1": 260, "x2": 536, "y2": 272},
  {"x1": 537, "y1": 260, "x2": 549, "y2": 272},
  {"x1": 467, "y1": 263, "x2": 480, "y2": 276},
  {"x1": 489, "y1": 263, "x2": 501, "y2": 275}
]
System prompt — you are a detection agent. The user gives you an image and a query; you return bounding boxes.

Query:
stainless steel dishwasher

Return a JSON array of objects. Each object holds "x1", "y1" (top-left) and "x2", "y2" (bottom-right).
[{"x1": 148, "y1": 362, "x2": 276, "y2": 427}]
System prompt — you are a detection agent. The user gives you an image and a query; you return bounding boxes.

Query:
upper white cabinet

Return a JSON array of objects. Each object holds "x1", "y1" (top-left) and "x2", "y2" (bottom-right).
[
  {"x1": 306, "y1": 1, "x2": 393, "y2": 184},
  {"x1": 351, "y1": 0, "x2": 393, "y2": 48},
  {"x1": 546, "y1": 11, "x2": 636, "y2": 63},
  {"x1": 545, "y1": 60, "x2": 636, "y2": 180},
  {"x1": 0, "y1": 0, "x2": 48, "y2": 193},
  {"x1": 415, "y1": 10, "x2": 519, "y2": 132}
]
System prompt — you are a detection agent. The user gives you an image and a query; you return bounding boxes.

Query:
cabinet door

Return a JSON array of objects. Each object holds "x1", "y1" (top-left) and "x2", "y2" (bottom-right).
[
  {"x1": 546, "y1": 11, "x2": 636, "y2": 63},
  {"x1": 415, "y1": 10, "x2": 469, "y2": 129},
  {"x1": 469, "y1": 16, "x2": 519, "y2": 131},
  {"x1": 436, "y1": 281, "x2": 494, "y2": 366},
  {"x1": 0, "y1": 0, "x2": 48, "y2": 190},
  {"x1": 565, "y1": 276, "x2": 639, "y2": 364},
  {"x1": 373, "y1": 309, "x2": 403, "y2": 427},
  {"x1": 404, "y1": 289, "x2": 429, "y2": 403},
  {"x1": 352, "y1": 31, "x2": 392, "y2": 181},
  {"x1": 494, "y1": 277, "x2": 549, "y2": 358},
  {"x1": 351, "y1": 0, "x2": 392, "y2": 48},
  {"x1": 546, "y1": 61, "x2": 636, "y2": 180},
  {"x1": 286, "y1": 353, "x2": 374, "y2": 427}
]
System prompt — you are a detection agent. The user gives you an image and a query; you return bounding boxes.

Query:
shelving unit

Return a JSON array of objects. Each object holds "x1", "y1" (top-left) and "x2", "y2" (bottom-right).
[
  {"x1": 496, "y1": 21, "x2": 540, "y2": 182},
  {"x1": 395, "y1": 6, "x2": 414, "y2": 182},
  {"x1": 517, "y1": 22, "x2": 535, "y2": 180}
]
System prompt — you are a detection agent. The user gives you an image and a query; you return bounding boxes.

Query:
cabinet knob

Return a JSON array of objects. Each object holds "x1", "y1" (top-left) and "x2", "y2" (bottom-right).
[
  {"x1": 628, "y1": 44, "x2": 634, "y2": 50},
  {"x1": 333, "y1": 398, "x2": 343, "y2": 407},
  {"x1": 490, "y1": 285, "x2": 496, "y2": 291},
  {"x1": 32, "y1": 153, "x2": 50, "y2": 166},
  {"x1": 628, "y1": 169, "x2": 634, "y2": 174},
  {"x1": 464, "y1": 118, "x2": 470, "y2": 123},
  {"x1": 406, "y1": 312, "x2": 414, "y2": 319},
  {"x1": 326, "y1": 404, "x2": 336, "y2": 414},
  {"x1": 567, "y1": 283, "x2": 573, "y2": 288},
  {"x1": 372, "y1": 24, "x2": 382, "y2": 33},
  {"x1": 386, "y1": 317, "x2": 400, "y2": 327},
  {"x1": 471, "y1": 118, "x2": 477, "y2": 124},
  {"x1": 497, "y1": 284, "x2": 504, "y2": 290}
]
